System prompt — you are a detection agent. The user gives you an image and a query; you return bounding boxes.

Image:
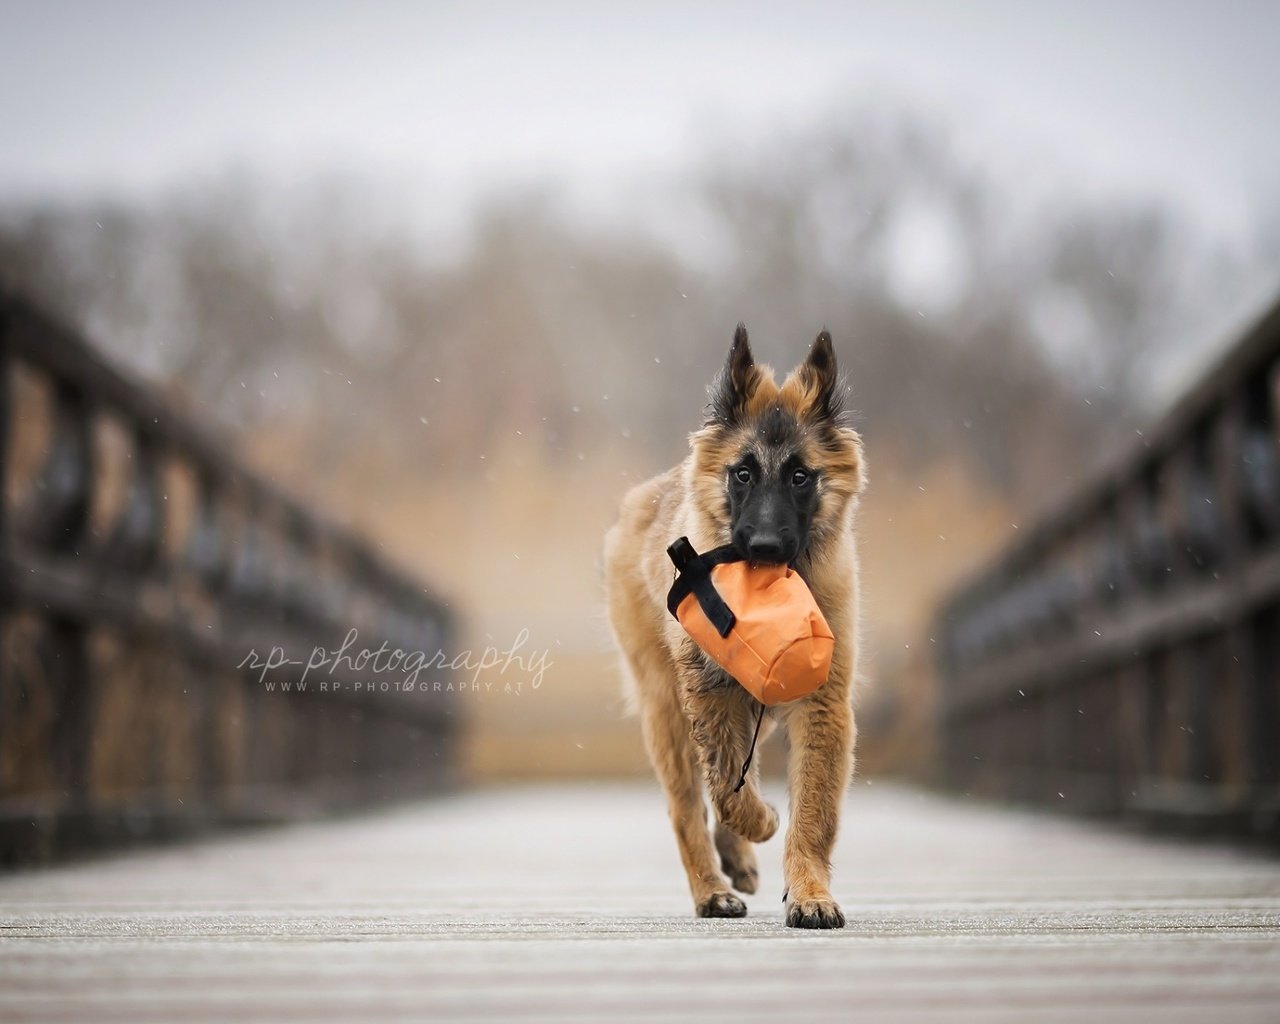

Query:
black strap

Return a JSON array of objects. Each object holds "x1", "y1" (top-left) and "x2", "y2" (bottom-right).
[
  {"x1": 665, "y1": 537, "x2": 743, "y2": 639},
  {"x1": 733, "y1": 701, "x2": 767, "y2": 793}
]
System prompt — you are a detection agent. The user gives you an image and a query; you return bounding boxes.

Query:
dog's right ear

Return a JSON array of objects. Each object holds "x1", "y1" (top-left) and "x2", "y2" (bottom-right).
[{"x1": 707, "y1": 323, "x2": 756, "y2": 425}]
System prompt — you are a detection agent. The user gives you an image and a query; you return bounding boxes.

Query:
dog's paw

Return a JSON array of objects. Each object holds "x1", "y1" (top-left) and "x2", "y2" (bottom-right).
[
  {"x1": 736, "y1": 802, "x2": 778, "y2": 844},
  {"x1": 785, "y1": 897, "x2": 845, "y2": 930},
  {"x1": 756, "y1": 803, "x2": 780, "y2": 843},
  {"x1": 713, "y1": 793, "x2": 778, "y2": 845},
  {"x1": 726, "y1": 862, "x2": 759, "y2": 894},
  {"x1": 716, "y1": 824, "x2": 760, "y2": 894},
  {"x1": 696, "y1": 891, "x2": 748, "y2": 919}
]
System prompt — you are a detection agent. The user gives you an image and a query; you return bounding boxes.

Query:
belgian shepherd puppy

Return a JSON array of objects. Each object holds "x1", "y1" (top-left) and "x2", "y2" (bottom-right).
[{"x1": 604, "y1": 325, "x2": 865, "y2": 928}]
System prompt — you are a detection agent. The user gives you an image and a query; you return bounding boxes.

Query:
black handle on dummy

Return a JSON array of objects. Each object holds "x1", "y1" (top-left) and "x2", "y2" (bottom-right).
[{"x1": 667, "y1": 536, "x2": 698, "y2": 572}]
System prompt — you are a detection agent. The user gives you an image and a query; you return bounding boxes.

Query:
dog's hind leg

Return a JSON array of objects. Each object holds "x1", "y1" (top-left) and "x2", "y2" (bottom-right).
[
  {"x1": 714, "y1": 821, "x2": 759, "y2": 894},
  {"x1": 629, "y1": 650, "x2": 746, "y2": 918}
]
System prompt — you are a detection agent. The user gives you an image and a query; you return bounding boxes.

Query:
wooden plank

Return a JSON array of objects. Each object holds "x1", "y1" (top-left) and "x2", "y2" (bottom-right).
[
  {"x1": 0, "y1": 545, "x2": 451, "y2": 727},
  {"x1": 1, "y1": 782, "x2": 1278, "y2": 1022},
  {"x1": 0, "y1": 289, "x2": 452, "y2": 618},
  {"x1": 943, "y1": 544, "x2": 1280, "y2": 717}
]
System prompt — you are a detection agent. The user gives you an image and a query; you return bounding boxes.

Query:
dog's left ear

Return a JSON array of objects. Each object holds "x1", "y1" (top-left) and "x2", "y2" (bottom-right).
[{"x1": 795, "y1": 329, "x2": 842, "y2": 422}]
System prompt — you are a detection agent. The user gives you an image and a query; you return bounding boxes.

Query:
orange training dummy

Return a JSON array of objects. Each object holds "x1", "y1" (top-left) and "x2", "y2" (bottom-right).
[{"x1": 666, "y1": 536, "x2": 834, "y2": 706}]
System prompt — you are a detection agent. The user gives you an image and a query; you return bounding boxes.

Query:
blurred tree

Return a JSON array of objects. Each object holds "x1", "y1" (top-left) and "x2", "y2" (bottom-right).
[{"x1": 0, "y1": 106, "x2": 1267, "y2": 513}]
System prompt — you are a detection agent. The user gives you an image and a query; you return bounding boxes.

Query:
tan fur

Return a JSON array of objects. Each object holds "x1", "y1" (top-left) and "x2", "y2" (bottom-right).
[{"x1": 603, "y1": 331, "x2": 865, "y2": 927}]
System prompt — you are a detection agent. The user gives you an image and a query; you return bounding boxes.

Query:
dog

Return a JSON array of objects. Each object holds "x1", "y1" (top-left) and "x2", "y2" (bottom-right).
[{"x1": 604, "y1": 324, "x2": 865, "y2": 928}]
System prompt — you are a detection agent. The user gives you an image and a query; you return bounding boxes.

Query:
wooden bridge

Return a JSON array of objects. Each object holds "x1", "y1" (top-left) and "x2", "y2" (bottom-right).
[
  {"x1": 2, "y1": 290, "x2": 1280, "y2": 1020},
  {"x1": 0, "y1": 288, "x2": 458, "y2": 863},
  {"x1": 2, "y1": 782, "x2": 1279, "y2": 1021},
  {"x1": 936, "y1": 295, "x2": 1280, "y2": 838}
]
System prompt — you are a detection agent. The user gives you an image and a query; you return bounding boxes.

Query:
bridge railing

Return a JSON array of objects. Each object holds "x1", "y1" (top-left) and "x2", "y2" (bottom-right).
[
  {"x1": 934, "y1": 295, "x2": 1280, "y2": 836},
  {"x1": 0, "y1": 287, "x2": 458, "y2": 863}
]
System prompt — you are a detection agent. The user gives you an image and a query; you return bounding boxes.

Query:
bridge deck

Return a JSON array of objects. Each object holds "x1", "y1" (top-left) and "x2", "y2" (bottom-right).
[{"x1": 2, "y1": 782, "x2": 1279, "y2": 1022}]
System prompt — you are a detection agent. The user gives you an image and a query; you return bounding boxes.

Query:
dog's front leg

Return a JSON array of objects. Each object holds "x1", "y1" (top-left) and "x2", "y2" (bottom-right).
[
  {"x1": 680, "y1": 680, "x2": 779, "y2": 844},
  {"x1": 782, "y1": 686, "x2": 854, "y2": 929}
]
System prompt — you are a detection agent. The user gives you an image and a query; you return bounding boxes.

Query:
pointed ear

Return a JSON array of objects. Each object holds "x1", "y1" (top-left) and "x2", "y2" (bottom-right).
[
  {"x1": 795, "y1": 328, "x2": 841, "y2": 421},
  {"x1": 707, "y1": 322, "x2": 757, "y2": 425}
]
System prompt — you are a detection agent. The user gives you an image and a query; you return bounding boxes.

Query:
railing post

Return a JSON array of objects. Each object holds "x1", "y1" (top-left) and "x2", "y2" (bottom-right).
[
  {"x1": 43, "y1": 384, "x2": 95, "y2": 813},
  {"x1": 0, "y1": 294, "x2": 8, "y2": 553},
  {"x1": 0, "y1": 295, "x2": 9, "y2": 760}
]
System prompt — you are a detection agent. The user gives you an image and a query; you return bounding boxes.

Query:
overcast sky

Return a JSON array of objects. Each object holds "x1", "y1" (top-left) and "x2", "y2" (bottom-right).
[{"x1": 2, "y1": 0, "x2": 1278, "y2": 250}]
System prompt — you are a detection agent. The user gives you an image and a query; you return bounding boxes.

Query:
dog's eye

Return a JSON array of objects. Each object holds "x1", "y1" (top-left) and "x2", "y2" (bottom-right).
[
  {"x1": 792, "y1": 469, "x2": 810, "y2": 487},
  {"x1": 733, "y1": 466, "x2": 752, "y2": 484}
]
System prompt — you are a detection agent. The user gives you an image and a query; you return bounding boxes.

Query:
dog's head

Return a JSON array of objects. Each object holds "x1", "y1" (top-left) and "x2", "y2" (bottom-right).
[{"x1": 689, "y1": 324, "x2": 865, "y2": 566}]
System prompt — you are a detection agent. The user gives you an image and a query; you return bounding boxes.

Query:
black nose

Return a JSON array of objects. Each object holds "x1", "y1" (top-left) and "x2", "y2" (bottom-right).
[{"x1": 745, "y1": 533, "x2": 788, "y2": 564}]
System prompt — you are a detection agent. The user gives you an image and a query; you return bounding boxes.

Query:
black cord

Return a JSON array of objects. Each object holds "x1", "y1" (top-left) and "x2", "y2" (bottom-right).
[{"x1": 733, "y1": 701, "x2": 767, "y2": 793}]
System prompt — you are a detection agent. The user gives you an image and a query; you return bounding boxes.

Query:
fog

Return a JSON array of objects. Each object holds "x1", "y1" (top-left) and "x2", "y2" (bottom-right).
[{"x1": 2, "y1": 1, "x2": 1278, "y2": 777}]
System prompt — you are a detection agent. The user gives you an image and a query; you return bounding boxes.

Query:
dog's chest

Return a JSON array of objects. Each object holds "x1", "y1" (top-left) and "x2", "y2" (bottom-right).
[{"x1": 676, "y1": 638, "x2": 738, "y2": 694}]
